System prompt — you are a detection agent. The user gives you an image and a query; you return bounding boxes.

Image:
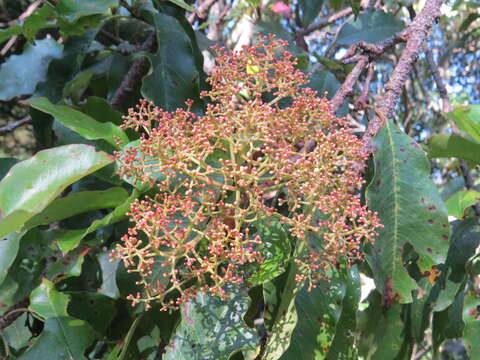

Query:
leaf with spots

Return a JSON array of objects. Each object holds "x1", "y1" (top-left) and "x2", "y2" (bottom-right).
[
  {"x1": 366, "y1": 120, "x2": 450, "y2": 304},
  {"x1": 18, "y1": 317, "x2": 93, "y2": 360},
  {"x1": 163, "y1": 285, "x2": 259, "y2": 360}
]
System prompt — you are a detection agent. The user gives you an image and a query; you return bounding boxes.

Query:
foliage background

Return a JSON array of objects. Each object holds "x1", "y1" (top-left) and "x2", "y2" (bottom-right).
[{"x1": 0, "y1": 0, "x2": 479, "y2": 359}]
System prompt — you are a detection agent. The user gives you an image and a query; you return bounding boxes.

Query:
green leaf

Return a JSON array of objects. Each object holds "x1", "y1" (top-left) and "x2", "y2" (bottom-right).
[
  {"x1": 306, "y1": 71, "x2": 341, "y2": 100},
  {"x1": 3, "y1": 313, "x2": 31, "y2": 351},
  {"x1": 22, "y1": 4, "x2": 57, "y2": 41},
  {"x1": 25, "y1": 187, "x2": 128, "y2": 229},
  {"x1": 54, "y1": 188, "x2": 140, "y2": 253},
  {"x1": 18, "y1": 317, "x2": 94, "y2": 360},
  {"x1": 141, "y1": 12, "x2": 201, "y2": 111},
  {"x1": 366, "y1": 120, "x2": 450, "y2": 304},
  {"x1": 80, "y1": 96, "x2": 123, "y2": 125},
  {"x1": 298, "y1": 0, "x2": 324, "y2": 26},
  {"x1": 445, "y1": 105, "x2": 480, "y2": 144},
  {"x1": 0, "y1": 25, "x2": 22, "y2": 43},
  {"x1": 427, "y1": 133, "x2": 480, "y2": 164},
  {"x1": 336, "y1": 10, "x2": 404, "y2": 45},
  {"x1": 167, "y1": 0, "x2": 196, "y2": 12},
  {"x1": 0, "y1": 38, "x2": 63, "y2": 101},
  {"x1": 98, "y1": 250, "x2": 120, "y2": 299},
  {"x1": 430, "y1": 218, "x2": 480, "y2": 312},
  {"x1": 0, "y1": 158, "x2": 19, "y2": 181},
  {"x1": 279, "y1": 267, "x2": 348, "y2": 359},
  {"x1": 29, "y1": 278, "x2": 70, "y2": 319},
  {"x1": 0, "y1": 231, "x2": 24, "y2": 286},
  {"x1": 55, "y1": 0, "x2": 119, "y2": 22},
  {"x1": 262, "y1": 243, "x2": 308, "y2": 360},
  {"x1": 325, "y1": 266, "x2": 361, "y2": 359},
  {"x1": 446, "y1": 190, "x2": 480, "y2": 219},
  {"x1": 29, "y1": 97, "x2": 129, "y2": 147},
  {"x1": 250, "y1": 218, "x2": 291, "y2": 285},
  {"x1": 0, "y1": 144, "x2": 114, "y2": 238},
  {"x1": 462, "y1": 290, "x2": 480, "y2": 358},
  {"x1": 164, "y1": 286, "x2": 259, "y2": 360},
  {"x1": 67, "y1": 292, "x2": 117, "y2": 334}
]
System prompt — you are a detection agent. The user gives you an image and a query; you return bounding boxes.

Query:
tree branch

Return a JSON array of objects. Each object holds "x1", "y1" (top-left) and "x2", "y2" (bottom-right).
[
  {"x1": 110, "y1": 33, "x2": 156, "y2": 110},
  {"x1": 362, "y1": 0, "x2": 443, "y2": 152},
  {"x1": 188, "y1": 0, "x2": 219, "y2": 24},
  {"x1": 297, "y1": 7, "x2": 353, "y2": 36}
]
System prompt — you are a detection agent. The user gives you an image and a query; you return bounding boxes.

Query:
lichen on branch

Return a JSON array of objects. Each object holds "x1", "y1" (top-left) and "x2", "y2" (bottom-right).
[{"x1": 113, "y1": 37, "x2": 381, "y2": 311}]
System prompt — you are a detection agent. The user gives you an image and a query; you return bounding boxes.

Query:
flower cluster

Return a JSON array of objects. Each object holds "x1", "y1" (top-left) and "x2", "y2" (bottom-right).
[{"x1": 114, "y1": 37, "x2": 381, "y2": 310}]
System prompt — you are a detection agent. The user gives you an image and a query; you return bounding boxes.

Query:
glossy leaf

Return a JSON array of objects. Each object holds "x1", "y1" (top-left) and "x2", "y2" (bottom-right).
[
  {"x1": 29, "y1": 97, "x2": 129, "y2": 147},
  {"x1": 164, "y1": 286, "x2": 259, "y2": 360},
  {"x1": 141, "y1": 12, "x2": 201, "y2": 111},
  {"x1": 336, "y1": 10, "x2": 404, "y2": 45},
  {"x1": 167, "y1": 0, "x2": 196, "y2": 12},
  {"x1": 25, "y1": 187, "x2": 128, "y2": 229},
  {"x1": 0, "y1": 231, "x2": 24, "y2": 286},
  {"x1": 446, "y1": 190, "x2": 480, "y2": 218},
  {"x1": 366, "y1": 120, "x2": 450, "y2": 304},
  {"x1": 427, "y1": 133, "x2": 480, "y2": 164},
  {"x1": 54, "y1": 188, "x2": 140, "y2": 253},
  {"x1": 18, "y1": 317, "x2": 94, "y2": 360},
  {"x1": 0, "y1": 144, "x2": 114, "y2": 238},
  {"x1": 29, "y1": 278, "x2": 70, "y2": 319},
  {"x1": 445, "y1": 105, "x2": 480, "y2": 144},
  {"x1": 0, "y1": 38, "x2": 62, "y2": 101}
]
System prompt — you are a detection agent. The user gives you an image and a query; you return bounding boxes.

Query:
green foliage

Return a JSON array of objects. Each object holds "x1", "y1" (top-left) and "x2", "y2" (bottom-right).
[
  {"x1": 367, "y1": 120, "x2": 449, "y2": 304},
  {"x1": 0, "y1": 1, "x2": 478, "y2": 359}
]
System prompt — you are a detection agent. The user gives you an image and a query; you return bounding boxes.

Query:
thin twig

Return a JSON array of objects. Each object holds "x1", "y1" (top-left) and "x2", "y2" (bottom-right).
[
  {"x1": 0, "y1": 298, "x2": 29, "y2": 330},
  {"x1": 2, "y1": 0, "x2": 43, "y2": 27},
  {"x1": 0, "y1": 116, "x2": 32, "y2": 136},
  {"x1": 297, "y1": 7, "x2": 353, "y2": 36},
  {"x1": 355, "y1": 62, "x2": 375, "y2": 109},
  {"x1": 330, "y1": 56, "x2": 369, "y2": 112},
  {"x1": 188, "y1": 0, "x2": 219, "y2": 24}
]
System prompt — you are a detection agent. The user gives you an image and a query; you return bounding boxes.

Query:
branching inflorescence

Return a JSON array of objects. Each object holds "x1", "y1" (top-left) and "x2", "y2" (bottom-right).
[{"x1": 114, "y1": 37, "x2": 382, "y2": 311}]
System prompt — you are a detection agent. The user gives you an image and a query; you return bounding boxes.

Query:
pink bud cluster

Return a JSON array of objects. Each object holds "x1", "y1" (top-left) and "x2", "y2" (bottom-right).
[{"x1": 114, "y1": 37, "x2": 382, "y2": 310}]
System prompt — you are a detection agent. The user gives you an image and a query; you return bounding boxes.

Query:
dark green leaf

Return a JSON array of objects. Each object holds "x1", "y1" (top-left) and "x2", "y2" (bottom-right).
[
  {"x1": 54, "y1": 188, "x2": 140, "y2": 253},
  {"x1": 80, "y1": 96, "x2": 123, "y2": 125},
  {"x1": 445, "y1": 105, "x2": 480, "y2": 144},
  {"x1": 67, "y1": 292, "x2": 117, "y2": 334},
  {"x1": 29, "y1": 278, "x2": 70, "y2": 319},
  {"x1": 366, "y1": 120, "x2": 450, "y2": 304},
  {"x1": 427, "y1": 133, "x2": 480, "y2": 164},
  {"x1": 431, "y1": 218, "x2": 480, "y2": 312},
  {"x1": 0, "y1": 231, "x2": 24, "y2": 286},
  {"x1": 306, "y1": 71, "x2": 341, "y2": 100},
  {"x1": 164, "y1": 285, "x2": 259, "y2": 360},
  {"x1": 336, "y1": 10, "x2": 404, "y2": 45},
  {"x1": 279, "y1": 267, "x2": 348, "y2": 359},
  {"x1": 250, "y1": 218, "x2": 291, "y2": 285},
  {"x1": 446, "y1": 190, "x2": 480, "y2": 219},
  {"x1": 462, "y1": 290, "x2": 480, "y2": 358},
  {"x1": 25, "y1": 187, "x2": 129, "y2": 229},
  {"x1": 55, "y1": 0, "x2": 119, "y2": 22},
  {"x1": 141, "y1": 12, "x2": 201, "y2": 111},
  {"x1": 29, "y1": 97, "x2": 129, "y2": 147},
  {"x1": 3, "y1": 313, "x2": 31, "y2": 351},
  {"x1": 18, "y1": 317, "x2": 93, "y2": 360},
  {"x1": 0, "y1": 158, "x2": 19, "y2": 181},
  {"x1": 0, "y1": 145, "x2": 114, "y2": 238},
  {"x1": 167, "y1": 0, "x2": 196, "y2": 12},
  {"x1": 0, "y1": 25, "x2": 22, "y2": 43},
  {"x1": 0, "y1": 38, "x2": 62, "y2": 101},
  {"x1": 299, "y1": 0, "x2": 324, "y2": 26}
]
